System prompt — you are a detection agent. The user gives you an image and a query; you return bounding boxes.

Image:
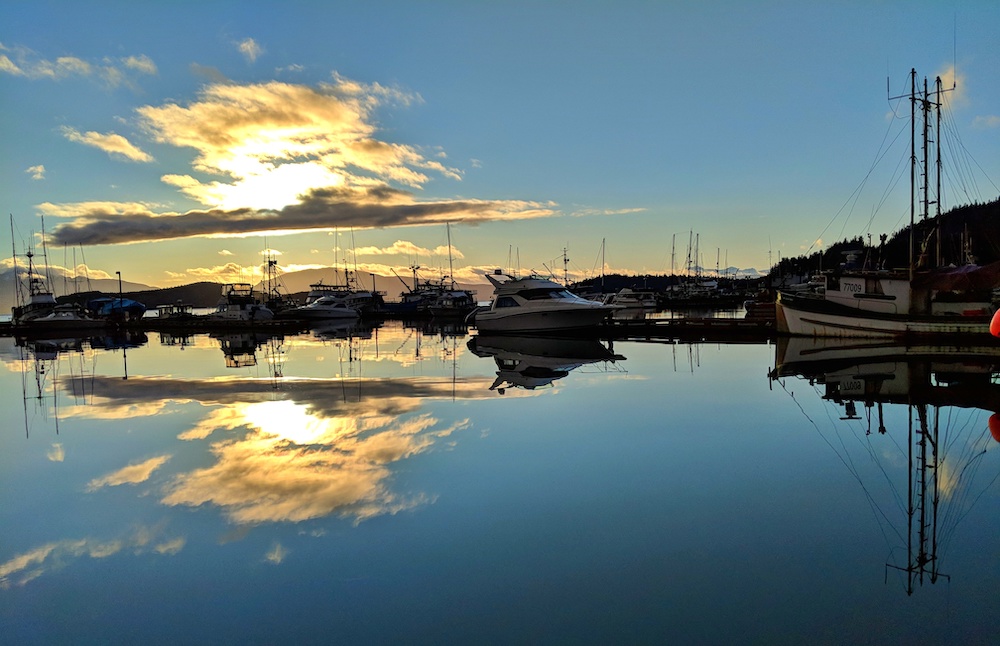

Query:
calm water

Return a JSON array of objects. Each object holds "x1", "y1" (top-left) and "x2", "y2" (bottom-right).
[{"x1": 2, "y1": 321, "x2": 999, "y2": 644}]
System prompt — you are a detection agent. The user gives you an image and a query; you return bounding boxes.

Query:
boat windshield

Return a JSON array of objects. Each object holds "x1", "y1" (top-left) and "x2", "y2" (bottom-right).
[{"x1": 519, "y1": 288, "x2": 578, "y2": 300}]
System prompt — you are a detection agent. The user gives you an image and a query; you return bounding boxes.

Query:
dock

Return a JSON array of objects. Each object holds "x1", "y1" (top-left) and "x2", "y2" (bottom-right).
[{"x1": 1, "y1": 313, "x2": 777, "y2": 342}]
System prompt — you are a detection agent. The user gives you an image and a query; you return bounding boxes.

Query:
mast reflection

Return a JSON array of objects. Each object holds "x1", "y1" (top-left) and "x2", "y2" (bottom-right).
[{"x1": 771, "y1": 336, "x2": 1000, "y2": 595}]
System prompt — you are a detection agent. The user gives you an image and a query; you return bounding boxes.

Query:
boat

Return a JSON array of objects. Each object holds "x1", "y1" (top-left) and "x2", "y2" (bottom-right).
[
  {"x1": 16, "y1": 302, "x2": 107, "y2": 336},
  {"x1": 204, "y1": 283, "x2": 275, "y2": 323},
  {"x1": 471, "y1": 269, "x2": 619, "y2": 333},
  {"x1": 86, "y1": 296, "x2": 147, "y2": 322},
  {"x1": 775, "y1": 69, "x2": 999, "y2": 340},
  {"x1": 284, "y1": 295, "x2": 360, "y2": 320},
  {"x1": 305, "y1": 280, "x2": 384, "y2": 313},
  {"x1": 9, "y1": 217, "x2": 106, "y2": 335}
]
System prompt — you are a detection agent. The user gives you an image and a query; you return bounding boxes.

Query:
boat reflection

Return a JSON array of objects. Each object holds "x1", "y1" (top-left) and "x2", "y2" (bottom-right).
[
  {"x1": 770, "y1": 336, "x2": 1000, "y2": 594},
  {"x1": 468, "y1": 334, "x2": 625, "y2": 393},
  {"x1": 5, "y1": 335, "x2": 102, "y2": 436},
  {"x1": 213, "y1": 331, "x2": 285, "y2": 368}
]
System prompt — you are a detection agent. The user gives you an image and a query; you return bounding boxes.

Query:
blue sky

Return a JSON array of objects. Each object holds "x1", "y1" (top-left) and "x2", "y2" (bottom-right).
[{"x1": 2, "y1": 1, "x2": 998, "y2": 290}]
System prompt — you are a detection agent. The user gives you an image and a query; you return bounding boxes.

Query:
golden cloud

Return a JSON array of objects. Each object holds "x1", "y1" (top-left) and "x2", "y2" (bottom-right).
[
  {"x1": 60, "y1": 127, "x2": 154, "y2": 162},
  {"x1": 86, "y1": 455, "x2": 172, "y2": 491}
]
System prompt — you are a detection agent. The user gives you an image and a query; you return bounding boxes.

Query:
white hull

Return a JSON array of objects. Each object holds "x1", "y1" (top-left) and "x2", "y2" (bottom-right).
[
  {"x1": 475, "y1": 306, "x2": 612, "y2": 333},
  {"x1": 776, "y1": 293, "x2": 991, "y2": 339}
]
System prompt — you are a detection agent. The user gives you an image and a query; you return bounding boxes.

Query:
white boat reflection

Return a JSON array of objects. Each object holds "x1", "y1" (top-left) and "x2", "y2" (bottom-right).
[
  {"x1": 468, "y1": 334, "x2": 625, "y2": 393},
  {"x1": 770, "y1": 336, "x2": 1000, "y2": 594}
]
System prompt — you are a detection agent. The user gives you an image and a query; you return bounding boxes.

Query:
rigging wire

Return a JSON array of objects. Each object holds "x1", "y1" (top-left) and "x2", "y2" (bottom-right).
[
  {"x1": 806, "y1": 93, "x2": 909, "y2": 257},
  {"x1": 776, "y1": 379, "x2": 903, "y2": 548}
]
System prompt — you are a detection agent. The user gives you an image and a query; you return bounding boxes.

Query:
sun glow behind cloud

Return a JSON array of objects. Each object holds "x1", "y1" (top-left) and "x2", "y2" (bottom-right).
[{"x1": 44, "y1": 74, "x2": 555, "y2": 247}]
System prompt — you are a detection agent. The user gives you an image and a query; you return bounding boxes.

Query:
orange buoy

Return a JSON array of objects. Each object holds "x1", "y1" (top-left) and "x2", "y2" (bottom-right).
[{"x1": 990, "y1": 414, "x2": 1000, "y2": 443}]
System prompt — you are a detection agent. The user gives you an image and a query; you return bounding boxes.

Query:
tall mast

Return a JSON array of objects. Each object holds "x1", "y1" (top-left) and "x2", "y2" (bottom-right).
[
  {"x1": 909, "y1": 68, "x2": 916, "y2": 281},
  {"x1": 447, "y1": 223, "x2": 455, "y2": 289},
  {"x1": 10, "y1": 215, "x2": 23, "y2": 307},
  {"x1": 935, "y1": 76, "x2": 943, "y2": 265}
]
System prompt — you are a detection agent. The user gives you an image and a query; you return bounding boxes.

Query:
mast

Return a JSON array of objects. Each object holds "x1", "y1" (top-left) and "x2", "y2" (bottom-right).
[
  {"x1": 909, "y1": 69, "x2": 916, "y2": 281},
  {"x1": 447, "y1": 223, "x2": 455, "y2": 289},
  {"x1": 10, "y1": 215, "x2": 23, "y2": 308},
  {"x1": 935, "y1": 76, "x2": 943, "y2": 265}
]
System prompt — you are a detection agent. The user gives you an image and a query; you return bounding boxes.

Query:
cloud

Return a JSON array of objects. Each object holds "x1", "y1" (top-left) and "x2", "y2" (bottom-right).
[
  {"x1": 0, "y1": 526, "x2": 184, "y2": 589},
  {"x1": 265, "y1": 542, "x2": 287, "y2": 564},
  {"x1": 218, "y1": 249, "x2": 234, "y2": 256},
  {"x1": 936, "y1": 64, "x2": 966, "y2": 107},
  {"x1": 38, "y1": 74, "x2": 558, "y2": 246},
  {"x1": 973, "y1": 115, "x2": 1000, "y2": 129},
  {"x1": 355, "y1": 239, "x2": 463, "y2": 259},
  {"x1": 238, "y1": 38, "x2": 264, "y2": 63},
  {"x1": 0, "y1": 44, "x2": 156, "y2": 87},
  {"x1": 60, "y1": 127, "x2": 154, "y2": 162},
  {"x1": 25, "y1": 164, "x2": 45, "y2": 180},
  {"x1": 133, "y1": 78, "x2": 450, "y2": 207},
  {"x1": 47, "y1": 443, "x2": 65, "y2": 462},
  {"x1": 86, "y1": 455, "x2": 172, "y2": 491},
  {"x1": 122, "y1": 54, "x2": 157, "y2": 75},
  {"x1": 48, "y1": 187, "x2": 552, "y2": 246}
]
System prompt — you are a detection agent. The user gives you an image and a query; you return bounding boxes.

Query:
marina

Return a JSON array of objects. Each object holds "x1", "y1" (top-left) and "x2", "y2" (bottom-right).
[
  {"x1": 3, "y1": 320, "x2": 999, "y2": 642},
  {"x1": 4, "y1": 3, "x2": 1000, "y2": 641}
]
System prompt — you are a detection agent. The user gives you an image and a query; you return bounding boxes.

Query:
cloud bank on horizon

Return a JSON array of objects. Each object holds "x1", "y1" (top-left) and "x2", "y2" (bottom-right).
[{"x1": 23, "y1": 69, "x2": 556, "y2": 247}]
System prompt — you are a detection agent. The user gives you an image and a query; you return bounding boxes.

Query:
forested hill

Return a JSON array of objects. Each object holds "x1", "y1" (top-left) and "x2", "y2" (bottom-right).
[
  {"x1": 59, "y1": 282, "x2": 228, "y2": 309},
  {"x1": 775, "y1": 196, "x2": 1000, "y2": 277}
]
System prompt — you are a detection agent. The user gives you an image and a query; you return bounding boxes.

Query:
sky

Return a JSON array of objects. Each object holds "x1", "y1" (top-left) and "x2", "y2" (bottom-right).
[{"x1": 2, "y1": 1, "x2": 999, "y2": 292}]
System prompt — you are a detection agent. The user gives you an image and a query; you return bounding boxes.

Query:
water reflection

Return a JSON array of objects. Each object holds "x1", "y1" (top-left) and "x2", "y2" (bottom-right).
[
  {"x1": 468, "y1": 334, "x2": 626, "y2": 393},
  {"x1": 770, "y1": 336, "x2": 1000, "y2": 594}
]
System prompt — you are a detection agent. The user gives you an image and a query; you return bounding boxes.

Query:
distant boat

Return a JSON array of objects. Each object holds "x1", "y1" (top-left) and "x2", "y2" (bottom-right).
[
  {"x1": 86, "y1": 297, "x2": 147, "y2": 321},
  {"x1": 776, "y1": 69, "x2": 998, "y2": 340},
  {"x1": 603, "y1": 288, "x2": 657, "y2": 309},
  {"x1": 205, "y1": 283, "x2": 274, "y2": 323},
  {"x1": 471, "y1": 270, "x2": 618, "y2": 333},
  {"x1": 285, "y1": 295, "x2": 360, "y2": 320}
]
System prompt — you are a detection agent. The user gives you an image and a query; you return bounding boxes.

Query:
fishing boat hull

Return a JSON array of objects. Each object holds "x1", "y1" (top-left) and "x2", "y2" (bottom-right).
[{"x1": 776, "y1": 291, "x2": 992, "y2": 339}]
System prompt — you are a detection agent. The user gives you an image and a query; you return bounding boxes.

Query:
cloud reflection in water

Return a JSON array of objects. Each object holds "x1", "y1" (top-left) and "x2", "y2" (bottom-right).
[{"x1": 62, "y1": 374, "x2": 492, "y2": 524}]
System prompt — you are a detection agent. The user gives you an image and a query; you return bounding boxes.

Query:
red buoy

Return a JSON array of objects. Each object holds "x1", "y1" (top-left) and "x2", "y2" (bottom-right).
[
  {"x1": 990, "y1": 414, "x2": 1000, "y2": 443},
  {"x1": 991, "y1": 309, "x2": 1000, "y2": 337}
]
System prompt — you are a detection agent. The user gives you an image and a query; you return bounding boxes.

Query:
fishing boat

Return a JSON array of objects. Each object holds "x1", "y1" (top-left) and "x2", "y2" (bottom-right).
[
  {"x1": 205, "y1": 283, "x2": 274, "y2": 323},
  {"x1": 9, "y1": 216, "x2": 106, "y2": 335},
  {"x1": 471, "y1": 270, "x2": 618, "y2": 333},
  {"x1": 775, "y1": 69, "x2": 999, "y2": 339}
]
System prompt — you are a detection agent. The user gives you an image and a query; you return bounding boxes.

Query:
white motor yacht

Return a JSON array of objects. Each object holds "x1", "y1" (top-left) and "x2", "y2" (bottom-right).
[
  {"x1": 288, "y1": 295, "x2": 361, "y2": 320},
  {"x1": 472, "y1": 270, "x2": 618, "y2": 333}
]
